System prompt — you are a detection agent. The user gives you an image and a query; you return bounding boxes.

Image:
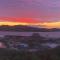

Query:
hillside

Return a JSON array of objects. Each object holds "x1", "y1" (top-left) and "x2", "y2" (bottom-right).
[{"x1": 0, "y1": 25, "x2": 60, "y2": 32}]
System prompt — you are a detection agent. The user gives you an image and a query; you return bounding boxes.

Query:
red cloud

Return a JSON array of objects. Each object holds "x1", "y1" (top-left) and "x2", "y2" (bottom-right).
[{"x1": 0, "y1": 17, "x2": 40, "y2": 23}]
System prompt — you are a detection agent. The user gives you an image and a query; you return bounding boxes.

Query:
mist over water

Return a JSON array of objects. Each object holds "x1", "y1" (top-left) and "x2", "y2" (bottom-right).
[{"x1": 0, "y1": 31, "x2": 60, "y2": 38}]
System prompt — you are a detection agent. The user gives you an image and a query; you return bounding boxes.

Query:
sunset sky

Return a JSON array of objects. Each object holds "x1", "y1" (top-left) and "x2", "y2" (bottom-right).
[{"x1": 0, "y1": 0, "x2": 60, "y2": 28}]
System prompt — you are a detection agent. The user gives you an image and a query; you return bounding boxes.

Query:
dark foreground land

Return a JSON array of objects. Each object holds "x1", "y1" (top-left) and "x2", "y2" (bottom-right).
[
  {"x1": 0, "y1": 25, "x2": 60, "y2": 60},
  {"x1": 0, "y1": 47, "x2": 60, "y2": 60},
  {"x1": 0, "y1": 32, "x2": 60, "y2": 60}
]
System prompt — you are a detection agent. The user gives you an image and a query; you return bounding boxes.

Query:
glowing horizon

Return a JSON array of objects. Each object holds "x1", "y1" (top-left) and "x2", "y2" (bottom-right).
[
  {"x1": 0, "y1": 0, "x2": 60, "y2": 27},
  {"x1": 0, "y1": 20, "x2": 60, "y2": 29}
]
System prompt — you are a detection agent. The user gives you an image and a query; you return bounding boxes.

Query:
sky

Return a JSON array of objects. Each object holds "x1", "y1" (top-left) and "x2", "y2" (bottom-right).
[{"x1": 0, "y1": 0, "x2": 60, "y2": 28}]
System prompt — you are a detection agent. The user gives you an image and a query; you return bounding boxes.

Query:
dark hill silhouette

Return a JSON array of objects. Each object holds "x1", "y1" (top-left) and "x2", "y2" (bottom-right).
[{"x1": 0, "y1": 25, "x2": 60, "y2": 32}]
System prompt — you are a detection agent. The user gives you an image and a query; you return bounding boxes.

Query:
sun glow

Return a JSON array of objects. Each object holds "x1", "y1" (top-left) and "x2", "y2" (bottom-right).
[
  {"x1": 0, "y1": 21, "x2": 41, "y2": 26},
  {"x1": 0, "y1": 22, "x2": 28, "y2": 26},
  {"x1": 38, "y1": 21, "x2": 60, "y2": 28},
  {"x1": 0, "y1": 20, "x2": 60, "y2": 28}
]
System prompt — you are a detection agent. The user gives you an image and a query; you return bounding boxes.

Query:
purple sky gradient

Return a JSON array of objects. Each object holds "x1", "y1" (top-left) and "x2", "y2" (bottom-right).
[{"x1": 0, "y1": 0, "x2": 60, "y2": 22}]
